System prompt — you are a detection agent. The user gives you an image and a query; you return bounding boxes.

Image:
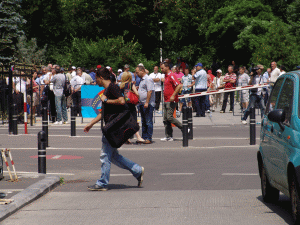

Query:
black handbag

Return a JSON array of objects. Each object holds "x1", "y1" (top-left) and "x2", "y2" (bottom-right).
[{"x1": 101, "y1": 103, "x2": 139, "y2": 148}]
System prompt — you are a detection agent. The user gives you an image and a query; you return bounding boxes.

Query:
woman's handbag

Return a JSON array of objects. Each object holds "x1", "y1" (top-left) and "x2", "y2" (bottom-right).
[
  {"x1": 124, "y1": 83, "x2": 139, "y2": 105},
  {"x1": 101, "y1": 103, "x2": 139, "y2": 148}
]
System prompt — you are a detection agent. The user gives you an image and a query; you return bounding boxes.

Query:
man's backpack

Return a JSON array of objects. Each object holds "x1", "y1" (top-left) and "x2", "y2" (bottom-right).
[{"x1": 63, "y1": 74, "x2": 71, "y2": 97}]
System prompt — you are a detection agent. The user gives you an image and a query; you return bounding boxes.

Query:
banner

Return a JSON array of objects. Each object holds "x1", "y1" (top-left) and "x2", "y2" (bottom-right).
[{"x1": 81, "y1": 85, "x2": 105, "y2": 118}]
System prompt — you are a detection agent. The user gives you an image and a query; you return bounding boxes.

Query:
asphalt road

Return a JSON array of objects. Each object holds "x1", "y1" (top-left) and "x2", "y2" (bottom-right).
[{"x1": 0, "y1": 124, "x2": 294, "y2": 224}]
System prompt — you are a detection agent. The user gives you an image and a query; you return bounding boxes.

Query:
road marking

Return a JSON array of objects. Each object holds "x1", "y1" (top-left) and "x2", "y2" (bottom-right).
[
  {"x1": 161, "y1": 173, "x2": 194, "y2": 176},
  {"x1": 52, "y1": 155, "x2": 62, "y2": 159},
  {"x1": 7, "y1": 145, "x2": 259, "y2": 151},
  {"x1": 212, "y1": 126, "x2": 230, "y2": 128},
  {"x1": 4, "y1": 171, "x2": 75, "y2": 176},
  {"x1": 110, "y1": 174, "x2": 132, "y2": 177},
  {"x1": 0, "y1": 189, "x2": 24, "y2": 192},
  {"x1": 222, "y1": 173, "x2": 259, "y2": 176}
]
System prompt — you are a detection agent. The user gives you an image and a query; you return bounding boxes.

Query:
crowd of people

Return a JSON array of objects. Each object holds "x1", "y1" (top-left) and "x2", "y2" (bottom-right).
[{"x1": 9, "y1": 58, "x2": 291, "y2": 134}]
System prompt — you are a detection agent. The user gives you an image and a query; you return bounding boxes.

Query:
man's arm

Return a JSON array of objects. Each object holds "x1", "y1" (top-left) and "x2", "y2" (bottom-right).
[
  {"x1": 170, "y1": 84, "x2": 183, "y2": 102},
  {"x1": 100, "y1": 94, "x2": 125, "y2": 105},
  {"x1": 84, "y1": 113, "x2": 102, "y2": 133},
  {"x1": 144, "y1": 90, "x2": 153, "y2": 108}
]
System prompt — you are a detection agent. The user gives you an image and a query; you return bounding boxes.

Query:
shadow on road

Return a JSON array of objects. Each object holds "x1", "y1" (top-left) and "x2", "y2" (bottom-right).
[
  {"x1": 257, "y1": 195, "x2": 293, "y2": 224},
  {"x1": 108, "y1": 184, "x2": 141, "y2": 190}
]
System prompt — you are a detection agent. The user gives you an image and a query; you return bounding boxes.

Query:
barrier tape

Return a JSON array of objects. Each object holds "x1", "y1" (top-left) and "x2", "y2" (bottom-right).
[
  {"x1": 178, "y1": 83, "x2": 269, "y2": 99},
  {"x1": 1, "y1": 149, "x2": 18, "y2": 182}
]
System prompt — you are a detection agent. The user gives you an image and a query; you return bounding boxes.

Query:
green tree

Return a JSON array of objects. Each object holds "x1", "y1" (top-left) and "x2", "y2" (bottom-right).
[
  {"x1": 0, "y1": 0, "x2": 26, "y2": 63},
  {"x1": 15, "y1": 35, "x2": 47, "y2": 65}
]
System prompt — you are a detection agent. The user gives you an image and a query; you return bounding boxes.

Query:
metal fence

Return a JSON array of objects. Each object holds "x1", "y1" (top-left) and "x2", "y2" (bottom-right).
[{"x1": 0, "y1": 63, "x2": 41, "y2": 132}]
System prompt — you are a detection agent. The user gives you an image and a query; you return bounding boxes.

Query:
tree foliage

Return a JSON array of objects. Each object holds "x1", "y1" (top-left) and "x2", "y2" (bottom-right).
[{"x1": 0, "y1": 0, "x2": 26, "y2": 64}]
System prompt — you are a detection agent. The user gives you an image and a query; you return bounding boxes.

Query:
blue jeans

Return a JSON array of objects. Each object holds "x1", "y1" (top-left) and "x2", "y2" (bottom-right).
[
  {"x1": 180, "y1": 90, "x2": 191, "y2": 106},
  {"x1": 242, "y1": 94, "x2": 265, "y2": 120},
  {"x1": 55, "y1": 95, "x2": 68, "y2": 122},
  {"x1": 139, "y1": 104, "x2": 154, "y2": 141},
  {"x1": 96, "y1": 136, "x2": 143, "y2": 188}
]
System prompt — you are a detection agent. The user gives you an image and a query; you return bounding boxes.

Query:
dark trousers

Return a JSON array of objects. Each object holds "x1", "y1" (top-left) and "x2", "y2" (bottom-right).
[
  {"x1": 13, "y1": 92, "x2": 24, "y2": 123},
  {"x1": 72, "y1": 91, "x2": 81, "y2": 116},
  {"x1": 154, "y1": 91, "x2": 161, "y2": 111},
  {"x1": 48, "y1": 90, "x2": 56, "y2": 122},
  {"x1": 221, "y1": 92, "x2": 234, "y2": 112},
  {"x1": 195, "y1": 88, "x2": 207, "y2": 116}
]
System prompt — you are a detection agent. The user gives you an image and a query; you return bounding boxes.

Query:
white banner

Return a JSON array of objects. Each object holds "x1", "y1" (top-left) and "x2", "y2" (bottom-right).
[{"x1": 178, "y1": 83, "x2": 269, "y2": 99}]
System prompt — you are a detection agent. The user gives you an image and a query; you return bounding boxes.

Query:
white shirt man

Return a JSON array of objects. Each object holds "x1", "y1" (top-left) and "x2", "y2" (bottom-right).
[
  {"x1": 270, "y1": 62, "x2": 280, "y2": 84},
  {"x1": 149, "y1": 66, "x2": 164, "y2": 92}
]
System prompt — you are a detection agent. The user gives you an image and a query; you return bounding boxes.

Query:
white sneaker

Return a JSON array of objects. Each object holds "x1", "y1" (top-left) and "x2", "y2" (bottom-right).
[
  {"x1": 161, "y1": 137, "x2": 173, "y2": 141},
  {"x1": 53, "y1": 121, "x2": 59, "y2": 125},
  {"x1": 63, "y1": 121, "x2": 69, "y2": 124},
  {"x1": 241, "y1": 120, "x2": 247, "y2": 125}
]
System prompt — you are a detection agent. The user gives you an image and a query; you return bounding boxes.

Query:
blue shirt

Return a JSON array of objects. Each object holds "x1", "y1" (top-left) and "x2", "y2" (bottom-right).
[
  {"x1": 89, "y1": 72, "x2": 96, "y2": 82},
  {"x1": 194, "y1": 69, "x2": 207, "y2": 89}
]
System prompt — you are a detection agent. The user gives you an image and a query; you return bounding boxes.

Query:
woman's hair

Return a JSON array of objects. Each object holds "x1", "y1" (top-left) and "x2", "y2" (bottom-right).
[{"x1": 120, "y1": 72, "x2": 132, "y2": 89}]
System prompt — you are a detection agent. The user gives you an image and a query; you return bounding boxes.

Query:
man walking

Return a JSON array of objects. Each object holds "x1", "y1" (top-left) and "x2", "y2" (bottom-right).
[
  {"x1": 193, "y1": 63, "x2": 207, "y2": 117},
  {"x1": 160, "y1": 61, "x2": 183, "y2": 141},
  {"x1": 220, "y1": 65, "x2": 236, "y2": 113},
  {"x1": 50, "y1": 66, "x2": 68, "y2": 125},
  {"x1": 136, "y1": 65, "x2": 155, "y2": 144},
  {"x1": 241, "y1": 65, "x2": 266, "y2": 124},
  {"x1": 84, "y1": 67, "x2": 144, "y2": 191}
]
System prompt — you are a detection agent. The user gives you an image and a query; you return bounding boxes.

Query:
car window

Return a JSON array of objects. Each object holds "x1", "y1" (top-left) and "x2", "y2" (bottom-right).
[
  {"x1": 276, "y1": 79, "x2": 294, "y2": 126},
  {"x1": 265, "y1": 78, "x2": 284, "y2": 114}
]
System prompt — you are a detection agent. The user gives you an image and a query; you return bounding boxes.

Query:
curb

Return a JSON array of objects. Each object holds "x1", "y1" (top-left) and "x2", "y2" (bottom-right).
[{"x1": 0, "y1": 175, "x2": 60, "y2": 222}]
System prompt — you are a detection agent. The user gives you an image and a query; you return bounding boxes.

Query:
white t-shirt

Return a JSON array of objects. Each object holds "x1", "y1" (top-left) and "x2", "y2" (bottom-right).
[
  {"x1": 13, "y1": 77, "x2": 27, "y2": 93},
  {"x1": 270, "y1": 67, "x2": 280, "y2": 84},
  {"x1": 40, "y1": 72, "x2": 51, "y2": 85},
  {"x1": 149, "y1": 72, "x2": 164, "y2": 92},
  {"x1": 70, "y1": 75, "x2": 84, "y2": 89}
]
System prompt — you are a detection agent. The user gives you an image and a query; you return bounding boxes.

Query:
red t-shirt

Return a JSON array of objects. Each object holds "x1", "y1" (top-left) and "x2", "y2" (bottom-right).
[{"x1": 164, "y1": 71, "x2": 180, "y2": 102}]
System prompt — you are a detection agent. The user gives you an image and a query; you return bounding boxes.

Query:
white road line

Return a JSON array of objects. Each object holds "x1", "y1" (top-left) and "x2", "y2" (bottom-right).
[
  {"x1": 7, "y1": 145, "x2": 259, "y2": 151},
  {"x1": 0, "y1": 189, "x2": 24, "y2": 192},
  {"x1": 52, "y1": 155, "x2": 62, "y2": 159},
  {"x1": 110, "y1": 174, "x2": 132, "y2": 177},
  {"x1": 222, "y1": 173, "x2": 259, "y2": 176},
  {"x1": 4, "y1": 171, "x2": 75, "y2": 176},
  {"x1": 161, "y1": 173, "x2": 194, "y2": 176}
]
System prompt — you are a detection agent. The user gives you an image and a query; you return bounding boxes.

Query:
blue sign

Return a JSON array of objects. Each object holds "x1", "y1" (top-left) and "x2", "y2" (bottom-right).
[{"x1": 81, "y1": 85, "x2": 105, "y2": 118}]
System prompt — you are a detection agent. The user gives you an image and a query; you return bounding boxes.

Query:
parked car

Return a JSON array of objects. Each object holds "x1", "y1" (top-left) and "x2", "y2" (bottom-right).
[{"x1": 257, "y1": 71, "x2": 300, "y2": 224}]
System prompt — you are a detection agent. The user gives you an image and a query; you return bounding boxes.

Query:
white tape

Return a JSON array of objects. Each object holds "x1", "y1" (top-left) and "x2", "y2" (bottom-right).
[{"x1": 179, "y1": 83, "x2": 269, "y2": 99}]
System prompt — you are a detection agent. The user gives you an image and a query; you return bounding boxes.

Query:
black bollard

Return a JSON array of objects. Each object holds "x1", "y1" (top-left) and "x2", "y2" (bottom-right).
[
  {"x1": 42, "y1": 107, "x2": 49, "y2": 147},
  {"x1": 182, "y1": 106, "x2": 188, "y2": 147},
  {"x1": 71, "y1": 104, "x2": 76, "y2": 136},
  {"x1": 250, "y1": 107, "x2": 256, "y2": 145},
  {"x1": 188, "y1": 107, "x2": 193, "y2": 140},
  {"x1": 38, "y1": 131, "x2": 47, "y2": 174},
  {"x1": 12, "y1": 104, "x2": 18, "y2": 135}
]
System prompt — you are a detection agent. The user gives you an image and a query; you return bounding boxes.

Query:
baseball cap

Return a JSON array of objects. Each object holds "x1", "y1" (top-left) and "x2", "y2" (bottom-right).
[
  {"x1": 118, "y1": 69, "x2": 122, "y2": 73},
  {"x1": 216, "y1": 69, "x2": 222, "y2": 73},
  {"x1": 72, "y1": 66, "x2": 76, "y2": 70},
  {"x1": 138, "y1": 63, "x2": 144, "y2": 67},
  {"x1": 195, "y1": 63, "x2": 203, "y2": 67},
  {"x1": 124, "y1": 64, "x2": 130, "y2": 68},
  {"x1": 96, "y1": 65, "x2": 102, "y2": 69}
]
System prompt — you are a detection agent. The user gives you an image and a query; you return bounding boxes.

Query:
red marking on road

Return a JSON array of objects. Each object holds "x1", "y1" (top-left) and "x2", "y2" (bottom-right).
[{"x1": 30, "y1": 155, "x2": 84, "y2": 160}]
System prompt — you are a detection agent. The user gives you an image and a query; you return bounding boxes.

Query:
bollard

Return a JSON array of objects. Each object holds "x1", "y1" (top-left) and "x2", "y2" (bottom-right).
[
  {"x1": 250, "y1": 107, "x2": 256, "y2": 145},
  {"x1": 38, "y1": 131, "x2": 47, "y2": 174},
  {"x1": 188, "y1": 107, "x2": 193, "y2": 140},
  {"x1": 42, "y1": 107, "x2": 49, "y2": 147},
  {"x1": 12, "y1": 104, "x2": 18, "y2": 135},
  {"x1": 182, "y1": 106, "x2": 188, "y2": 147},
  {"x1": 71, "y1": 104, "x2": 76, "y2": 136}
]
